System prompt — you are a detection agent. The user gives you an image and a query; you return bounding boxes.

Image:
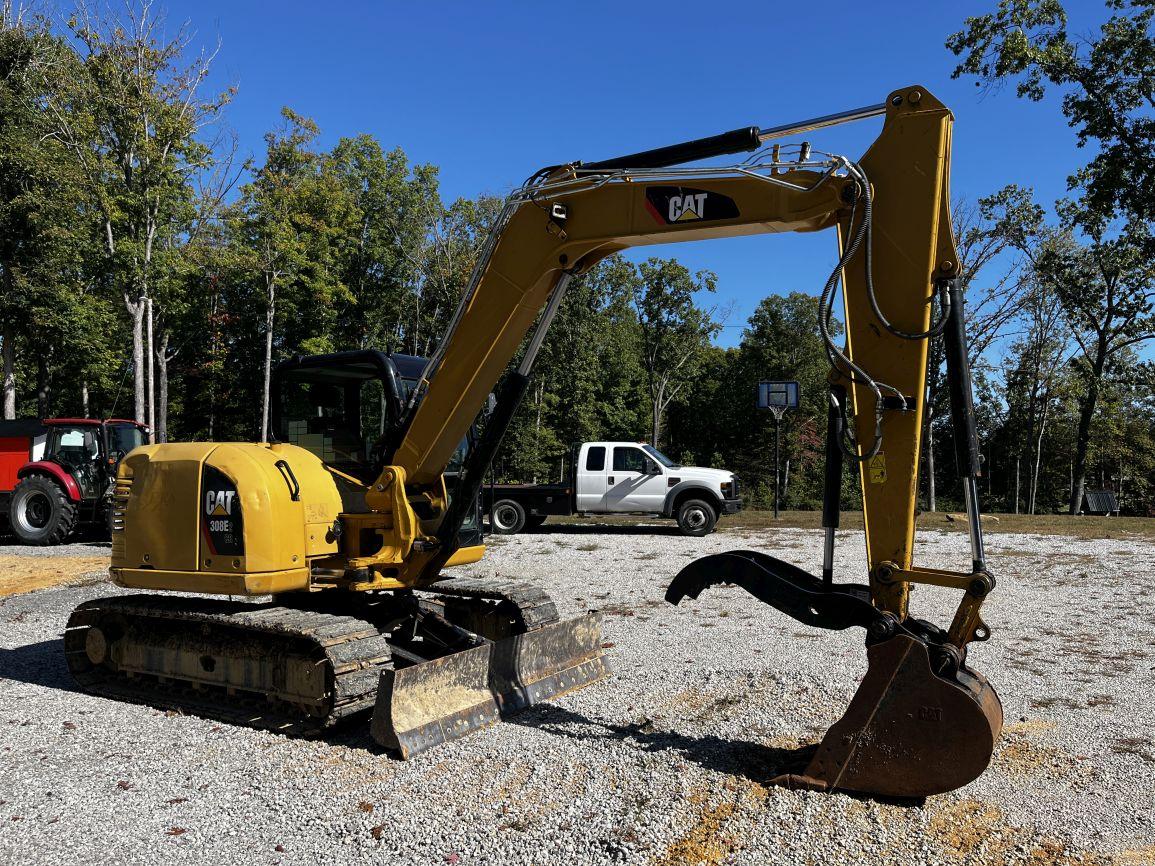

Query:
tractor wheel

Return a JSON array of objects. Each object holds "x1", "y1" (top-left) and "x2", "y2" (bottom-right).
[
  {"x1": 489, "y1": 499, "x2": 527, "y2": 535},
  {"x1": 10, "y1": 475, "x2": 79, "y2": 545},
  {"x1": 676, "y1": 499, "x2": 717, "y2": 537}
]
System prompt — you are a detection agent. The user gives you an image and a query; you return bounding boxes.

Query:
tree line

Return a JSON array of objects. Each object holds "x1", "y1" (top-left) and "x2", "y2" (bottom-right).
[{"x1": 1, "y1": 0, "x2": 1152, "y2": 515}]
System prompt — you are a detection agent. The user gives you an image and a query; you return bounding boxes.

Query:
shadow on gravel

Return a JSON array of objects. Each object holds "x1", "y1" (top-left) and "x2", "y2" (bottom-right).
[
  {"x1": 505, "y1": 704, "x2": 926, "y2": 806},
  {"x1": 0, "y1": 638, "x2": 83, "y2": 694},
  {"x1": 504, "y1": 703, "x2": 814, "y2": 784}
]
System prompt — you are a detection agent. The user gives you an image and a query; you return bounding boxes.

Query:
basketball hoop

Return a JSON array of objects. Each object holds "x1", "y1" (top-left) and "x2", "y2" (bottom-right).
[{"x1": 757, "y1": 381, "x2": 800, "y2": 519}]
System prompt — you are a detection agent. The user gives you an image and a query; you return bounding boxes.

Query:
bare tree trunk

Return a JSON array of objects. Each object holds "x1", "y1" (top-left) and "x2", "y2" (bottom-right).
[
  {"x1": 146, "y1": 297, "x2": 155, "y2": 432},
  {"x1": 261, "y1": 276, "x2": 275, "y2": 442},
  {"x1": 1069, "y1": 341, "x2": 1107, "y2": 514},
  {"x1": 82, "y1": 381, "x2": 89, "y2": 418},
  {"x1": 156, "y1": 330, "x2": 170, "y2": 443},
  {"x1": 925, "y1": 410, "x2": 936, "y2": 512},
  {"x1": 1029, "y1": 403, "x2": 1048, "y2": 515},
  {"x1": 531, "y1": 380, "x2": 544, "y2": 484},
  {"x1": 1, "y1": 324, "x2": 15, "y2": 419},
  {"x1": 650, "y1": 381, "x2": 664, "y2": 447},
  {"x1": 1014, "y1": 455, "x2": 1021, "y2": 515},
  {"x1": 127, "y1": 296, "x2": 146, "y2": 423}
]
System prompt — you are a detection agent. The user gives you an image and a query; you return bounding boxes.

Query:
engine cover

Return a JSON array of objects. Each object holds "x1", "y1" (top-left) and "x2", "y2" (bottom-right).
[{"x1": 110, "y1": 442, "x2": 342, "y2": 595}]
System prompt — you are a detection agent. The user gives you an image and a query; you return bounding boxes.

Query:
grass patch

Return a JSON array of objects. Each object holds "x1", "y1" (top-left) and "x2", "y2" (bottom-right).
[{"x1": 0, "y1": 554, "x2": 109, "y2": 597}]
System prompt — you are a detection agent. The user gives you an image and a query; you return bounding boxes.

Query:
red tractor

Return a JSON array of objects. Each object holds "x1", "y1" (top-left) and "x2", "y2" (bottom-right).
[{"x1": 0, "y1": 418, "x2": 149, "y2": 545}]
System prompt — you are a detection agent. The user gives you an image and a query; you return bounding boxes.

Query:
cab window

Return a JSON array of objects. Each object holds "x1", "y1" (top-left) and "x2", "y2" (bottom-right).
[
  {"x1": 50, "y1": 427, "x2": 100, "y2": 464},
  {"x1": 107, "y1": 424, "x2": 145, "y2": 455},
  {"x1": 585, "y1": 446, "x2": 606, "y2": 472},
  {"x1": 612, "y1": 447, "x2": 646, "y2": 474}
]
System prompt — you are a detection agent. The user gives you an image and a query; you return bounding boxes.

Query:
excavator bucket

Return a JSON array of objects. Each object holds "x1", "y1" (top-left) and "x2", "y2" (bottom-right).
[
  {"x1": 773, "y1": 633, "x2": 1003, "y2": 798},
  {"x1": 668, "y1": 550, "x2": 1003, "y2": 799},
  {"x1": 371, "y1": 614, "x2": 608, "y2": 758}
]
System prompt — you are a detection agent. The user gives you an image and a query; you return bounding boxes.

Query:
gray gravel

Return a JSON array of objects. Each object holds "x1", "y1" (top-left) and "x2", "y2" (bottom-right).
[{"x1": 1, "y1": 523, "x2": 1152, "y2": 865}]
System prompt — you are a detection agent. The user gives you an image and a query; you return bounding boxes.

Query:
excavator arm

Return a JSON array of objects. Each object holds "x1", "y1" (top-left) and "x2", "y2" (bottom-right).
[{"x1": 374, "y1": 85, "x2": 963, "y2": 608}]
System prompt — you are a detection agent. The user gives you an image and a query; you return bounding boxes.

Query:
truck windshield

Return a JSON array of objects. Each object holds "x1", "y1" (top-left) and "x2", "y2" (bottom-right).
[{"x1": 643, "y1": 445, "x2": 678, "y2": 468}]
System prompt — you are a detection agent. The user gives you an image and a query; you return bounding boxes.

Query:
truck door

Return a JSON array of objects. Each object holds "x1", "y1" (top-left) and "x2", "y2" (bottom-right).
[
  {"x1": 605, "y1": 446, "x2": 666, "y2": 512},
  {"x1": 575, "y1": 444, "x2": 608, "y2": 511}
]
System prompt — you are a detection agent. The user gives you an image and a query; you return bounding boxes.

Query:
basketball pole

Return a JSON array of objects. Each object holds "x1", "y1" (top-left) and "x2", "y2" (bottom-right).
[
  {"x1": 768, "y1": 404, "x2": 786, "y2": 519},
  {"x1": 773, "y1": 410, "x2": 781, "y2": 519}
]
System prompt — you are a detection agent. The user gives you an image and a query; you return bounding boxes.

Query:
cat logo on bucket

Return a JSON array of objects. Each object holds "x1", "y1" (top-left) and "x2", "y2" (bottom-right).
[{"x1": 644, "y1": 186, "x2": 740, "y2": 225}]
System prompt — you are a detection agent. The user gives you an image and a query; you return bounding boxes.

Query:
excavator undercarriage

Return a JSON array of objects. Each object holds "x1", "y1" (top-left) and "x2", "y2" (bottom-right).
[{"x1": 65, "y1": 579, "x2": 606, "y2": 756}]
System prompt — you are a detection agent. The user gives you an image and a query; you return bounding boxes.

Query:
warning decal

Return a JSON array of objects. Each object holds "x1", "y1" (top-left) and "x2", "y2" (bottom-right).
[{"x1": 868, "y1": 453, "x2": 887, "y2": 484}]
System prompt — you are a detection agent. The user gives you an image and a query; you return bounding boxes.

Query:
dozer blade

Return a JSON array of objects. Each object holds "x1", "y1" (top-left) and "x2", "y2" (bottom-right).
[
  {"x1": 371, "y1": 614, "x2": 609, "y2": 758},
  {"x1": 667, "y1": 549, "x2": 1003, "y2": 798},
  {"x1": 371, "y1": 643, "x2": 498, "y2": 759},
  {"x1": 772, "y1": 633, "x2": 1003, "y2": 799},
  {"x1": 489, "y1": 613, "x2": 608, "y2": 715}
]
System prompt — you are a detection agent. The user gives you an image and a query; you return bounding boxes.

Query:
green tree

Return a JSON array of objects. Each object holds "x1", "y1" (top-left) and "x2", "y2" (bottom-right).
[
  {"x1": 233, "y1": 108, "x2": 357, "y2": 441},
  {"x1": 42, "y1": 0, "x2": 234, "y2": 430},
  {"x1": 950, "y1": 1, "x2": 1155, "y2": 512},
  {"x1": 948, "y1": 0, "x2": 1155, "y2": 225},
  {"x1": 630, "y1": 258, "x2": 718, "y2": 447}
]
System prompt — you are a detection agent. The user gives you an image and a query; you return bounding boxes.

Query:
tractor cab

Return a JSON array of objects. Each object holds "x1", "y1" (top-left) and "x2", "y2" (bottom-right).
[{"x1": 41, "y1": 419, "x2": 148, "y2": 499}]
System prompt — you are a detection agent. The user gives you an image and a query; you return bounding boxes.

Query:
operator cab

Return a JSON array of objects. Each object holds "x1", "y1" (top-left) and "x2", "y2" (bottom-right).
[
  {"x1": 271, "y1": 350, "x2": 480, "y2": 542},
  {"x1": 272, "y1": 350, "x2": 412, "y2": 479}
]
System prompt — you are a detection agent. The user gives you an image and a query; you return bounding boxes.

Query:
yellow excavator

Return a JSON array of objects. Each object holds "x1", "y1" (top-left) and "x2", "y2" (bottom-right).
[{"x1": 65, "y1": 84, "x2": 1001, "y2": 798}]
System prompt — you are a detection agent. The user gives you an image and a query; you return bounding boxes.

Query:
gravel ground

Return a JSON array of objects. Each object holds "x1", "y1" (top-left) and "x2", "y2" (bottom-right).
[{"x1": 1, "y1": 523, "x2": 1153, "y2": 866}]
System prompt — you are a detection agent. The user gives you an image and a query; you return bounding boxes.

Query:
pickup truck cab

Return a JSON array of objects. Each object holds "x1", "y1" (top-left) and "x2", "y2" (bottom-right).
[{"x1": 484, "y1": 441, "x2": 741, "y2": 536}]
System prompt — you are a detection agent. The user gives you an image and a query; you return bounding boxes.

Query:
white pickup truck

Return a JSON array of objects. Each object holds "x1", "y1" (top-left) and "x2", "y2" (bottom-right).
[{"x1": 483, "y1": 441, "x2": 742, "y2": 536}]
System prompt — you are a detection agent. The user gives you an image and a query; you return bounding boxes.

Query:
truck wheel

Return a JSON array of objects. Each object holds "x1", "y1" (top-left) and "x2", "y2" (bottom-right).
[
  {"x1": 10, "y1": 475, "x2": 79, "y2": 545},
  {"x1": 490, "y1": 499, "x2": 527, "y2": 535},
  {"x1": 676, "y1": 499, "x2": 717, "y2": 537}
]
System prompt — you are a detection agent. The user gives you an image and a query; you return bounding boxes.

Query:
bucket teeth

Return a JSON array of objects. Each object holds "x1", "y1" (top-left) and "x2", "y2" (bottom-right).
[{"x1": 371, "y1": 614, "x2": 609, "y2": 759}]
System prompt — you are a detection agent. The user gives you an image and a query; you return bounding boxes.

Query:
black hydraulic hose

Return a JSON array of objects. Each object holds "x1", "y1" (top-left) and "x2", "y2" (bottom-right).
[
  {"x1": 942, "y1": 279, "x2": 982, "y2": 479},
  {"x1": 821, "y1": 387, "x2": 847, "y2": 588},
  {"x1": 822, "y1": 389, "x2": 846, "y2": 530}
]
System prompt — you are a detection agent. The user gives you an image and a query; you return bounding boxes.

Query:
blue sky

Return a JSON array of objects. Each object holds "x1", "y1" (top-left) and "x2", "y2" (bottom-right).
[{"x1": 157, "y1": 0, "x2": 1101, "y2": 348}]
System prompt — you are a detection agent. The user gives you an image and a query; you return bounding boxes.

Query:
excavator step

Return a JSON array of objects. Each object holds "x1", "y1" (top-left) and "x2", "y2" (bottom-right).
[{"x1": 667, "y1": 549, "x2": 1003, "y2": 798}]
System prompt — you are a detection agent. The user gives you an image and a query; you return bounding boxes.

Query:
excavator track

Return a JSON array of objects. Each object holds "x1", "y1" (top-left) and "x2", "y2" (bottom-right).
[
  {"x1": 64, "y1": 594, "x2": 393, "y2": 736},
  {"x1": 420, "y1": 576, "x2": 560, "y2": 635}
]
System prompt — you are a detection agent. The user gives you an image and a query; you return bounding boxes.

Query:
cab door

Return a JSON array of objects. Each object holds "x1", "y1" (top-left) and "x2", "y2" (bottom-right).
[
  {"x1": 604, "y1": 446, "x2": 666, "y2": 512},
  {"x1": 575, "y1": 445, "x2": 608, "y2": 511}
]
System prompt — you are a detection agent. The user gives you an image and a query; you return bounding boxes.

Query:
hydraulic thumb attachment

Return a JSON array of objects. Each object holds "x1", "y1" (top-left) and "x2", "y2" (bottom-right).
[{"x1": 667, "y1": 551, "x2": 1002, "y2": 798}]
